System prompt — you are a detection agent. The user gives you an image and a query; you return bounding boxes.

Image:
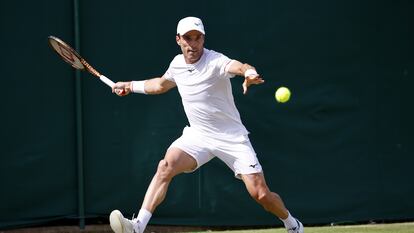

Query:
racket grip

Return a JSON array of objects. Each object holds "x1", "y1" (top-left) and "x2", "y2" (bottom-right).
[{"x1": 99, "y1": 75, "x2": 115, "y2": 88}]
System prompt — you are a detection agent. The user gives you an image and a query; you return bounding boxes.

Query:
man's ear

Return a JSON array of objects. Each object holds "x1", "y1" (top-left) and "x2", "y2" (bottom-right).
[{"x1": 176, "y1": 35, "x2": 180, "y2": 45}]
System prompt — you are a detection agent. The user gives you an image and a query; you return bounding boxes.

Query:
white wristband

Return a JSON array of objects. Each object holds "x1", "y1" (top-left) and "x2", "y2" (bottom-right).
[
  {"x1": 131, "y1": 81, "x2": 147, "y2": 94},
  {"x1": 244, "y1": 69, "x2": 258, "y2": 77}
]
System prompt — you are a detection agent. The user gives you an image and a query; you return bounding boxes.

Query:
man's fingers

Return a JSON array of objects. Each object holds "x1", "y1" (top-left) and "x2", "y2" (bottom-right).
[
  {"x1": 111, "y1": 82, "x2": 129, "y2": 96},
  {"x1": 242, "y1": 80, "x2": 248, "y2": 95},
  {"x1": 115, "y1": 88, "x2": 127, "y2": 96},
  {"x1": 247, "y1": 75, "x2": 264, "y2": 84},
  {"x1": 242, "y1": 75, "x2": 265, "y2": 95}
]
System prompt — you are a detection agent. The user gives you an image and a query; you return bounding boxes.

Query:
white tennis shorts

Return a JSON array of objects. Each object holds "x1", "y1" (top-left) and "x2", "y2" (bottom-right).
[{"x1": 168, "y1": 127, "x2": 262, "y2": 179}]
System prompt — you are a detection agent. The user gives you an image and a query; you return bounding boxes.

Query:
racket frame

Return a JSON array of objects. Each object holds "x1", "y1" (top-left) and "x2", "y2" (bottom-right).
[{"x1": 48, "y1": 35, "x2": 115, "y2": 88}]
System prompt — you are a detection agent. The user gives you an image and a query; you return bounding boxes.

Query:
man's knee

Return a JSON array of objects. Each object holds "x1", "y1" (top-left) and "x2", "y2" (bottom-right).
[
  {"x1": 249, "y1": 187, "x2": 270, "y2": 203},
  {"x1": 156, "y1": 159, "x2": 175, "y2": 182}
]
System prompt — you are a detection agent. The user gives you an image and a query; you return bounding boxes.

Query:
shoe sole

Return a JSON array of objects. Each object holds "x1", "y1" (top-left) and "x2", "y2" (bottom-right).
[{"x1": 109, "y1": 210, "x2": 124, "y2": 233}]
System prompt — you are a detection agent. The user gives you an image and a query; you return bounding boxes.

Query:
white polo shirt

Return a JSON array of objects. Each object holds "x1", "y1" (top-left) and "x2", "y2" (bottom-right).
[{"x1": 164, "y1": 48, "x2": 249, "y2": 142}]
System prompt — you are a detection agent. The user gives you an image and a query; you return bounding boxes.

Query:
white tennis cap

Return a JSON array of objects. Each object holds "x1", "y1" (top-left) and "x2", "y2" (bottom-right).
[{"x1": 177, "y1": 16, "x2": 205, "y2": 35}]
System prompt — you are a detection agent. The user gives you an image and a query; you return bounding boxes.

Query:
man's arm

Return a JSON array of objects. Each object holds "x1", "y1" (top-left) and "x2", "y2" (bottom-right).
[
  {"x1": 227, "y1": 60, "x2": 265, "y2": 94},
  {"x1": 112, "y1": 76, "x2": 176, "y2": 96}
]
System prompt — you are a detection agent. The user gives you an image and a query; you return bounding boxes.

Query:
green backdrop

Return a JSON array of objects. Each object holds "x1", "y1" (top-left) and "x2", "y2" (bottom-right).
[{"x1": 1, "y1": 0, "x2": 413, "y2": 229}]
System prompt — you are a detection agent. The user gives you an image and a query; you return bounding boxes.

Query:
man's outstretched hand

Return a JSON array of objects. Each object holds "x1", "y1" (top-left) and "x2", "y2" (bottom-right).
[{"x1": 243, "y1": 75, "x2": 264, "y2": 95}]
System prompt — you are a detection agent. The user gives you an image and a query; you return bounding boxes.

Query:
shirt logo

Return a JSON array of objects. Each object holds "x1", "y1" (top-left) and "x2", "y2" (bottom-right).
[{"x1": 188, "y1": 68, "x2": 195, "y2": 73}]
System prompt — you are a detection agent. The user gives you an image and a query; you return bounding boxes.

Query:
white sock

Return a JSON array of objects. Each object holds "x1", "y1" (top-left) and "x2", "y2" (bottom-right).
[
  {"x1": 133, "y1": 208, "x2": 152, "y2": 233},
  {"x1": 280, "y1": 212, "x2": 298, "y2": 229}
]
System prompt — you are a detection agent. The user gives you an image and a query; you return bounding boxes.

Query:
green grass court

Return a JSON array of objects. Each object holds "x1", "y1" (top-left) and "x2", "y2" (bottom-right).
[
  {"x1": 188, "y1": 222, "x2": 414, "y2": 233},
  {"x1": 2, "y1": 222, "x2": 413, "y2": 233}
]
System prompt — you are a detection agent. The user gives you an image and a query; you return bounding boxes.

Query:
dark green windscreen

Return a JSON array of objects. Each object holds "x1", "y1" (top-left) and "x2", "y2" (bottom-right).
[{"x1": 1, "y1": 0, "x2": 413, "y2": 229}]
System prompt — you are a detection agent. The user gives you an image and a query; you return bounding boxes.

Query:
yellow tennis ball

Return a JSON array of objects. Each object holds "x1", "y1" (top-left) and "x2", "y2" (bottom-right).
[{"x1": 275, "y1": 87, "x2": 291, "y2": 103}]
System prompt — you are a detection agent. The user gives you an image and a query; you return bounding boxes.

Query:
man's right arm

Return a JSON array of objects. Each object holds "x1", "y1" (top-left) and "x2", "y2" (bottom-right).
[{"x1": 112, "y1": 76, "x2": 176, "y2": 96}]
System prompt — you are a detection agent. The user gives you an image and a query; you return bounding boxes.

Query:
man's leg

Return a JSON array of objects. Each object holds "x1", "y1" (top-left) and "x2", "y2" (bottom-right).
[
  {"x1": 141, "y1": 147, "x2": 197, "y2": 212},
  {"x1": 110, "y1": 148, "x2": 197, "y2": 233},
  {"x1": 241, "y1": 173, "x2": 303, "y2": 233}
]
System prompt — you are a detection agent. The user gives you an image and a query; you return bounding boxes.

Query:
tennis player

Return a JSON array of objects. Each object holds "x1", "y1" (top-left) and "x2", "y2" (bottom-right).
[{"x1": 110, "y1": 16, "x2": 304, "y2": 233}]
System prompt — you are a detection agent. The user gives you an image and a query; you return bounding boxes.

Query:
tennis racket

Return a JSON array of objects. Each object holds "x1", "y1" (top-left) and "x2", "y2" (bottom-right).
[{"x1": 48, "y1": 35, "x2": 124, "y2": 95}]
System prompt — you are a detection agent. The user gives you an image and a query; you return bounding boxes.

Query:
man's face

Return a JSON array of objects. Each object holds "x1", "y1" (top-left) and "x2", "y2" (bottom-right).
[{"x1": 176, "y1": 30, "x2": 205, "y2": 64}]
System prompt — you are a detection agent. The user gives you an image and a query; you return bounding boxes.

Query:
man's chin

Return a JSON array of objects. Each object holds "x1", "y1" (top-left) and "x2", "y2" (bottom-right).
[{"x1": 187, "y1": 55, "x2": 201, "y2": 63}]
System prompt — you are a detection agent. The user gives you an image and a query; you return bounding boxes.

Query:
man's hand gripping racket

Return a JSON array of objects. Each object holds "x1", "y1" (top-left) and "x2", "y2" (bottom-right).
[{"x1": 48, "y1": 36, "x2": 125, "y2": 96}]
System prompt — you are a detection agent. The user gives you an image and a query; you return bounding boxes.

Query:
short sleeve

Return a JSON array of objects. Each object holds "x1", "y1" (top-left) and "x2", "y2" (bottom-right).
[
  {"x1": 163, "y1": 56, "x2": 180, "y2": 82},
  {"x1": 163, "y1": 66, "x2": 175, "y2": 82},
  {"x1": 214, "y1": 51, "x2": 236, "y2": 79}
]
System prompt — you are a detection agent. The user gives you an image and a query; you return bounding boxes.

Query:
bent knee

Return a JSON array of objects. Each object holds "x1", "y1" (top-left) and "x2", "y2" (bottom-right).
[
  {"x1": 250, "y1": 188, "x2": 272, "y2": 203},
  {"x1": 156, "y1": 159, "x2": 175, "y2": 181}
]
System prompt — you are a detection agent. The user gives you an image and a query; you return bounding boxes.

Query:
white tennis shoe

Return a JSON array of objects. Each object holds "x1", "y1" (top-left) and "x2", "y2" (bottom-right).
[
  {"x1": 109, "y1": 210, "x2": 140, "y2": 233},
  {"x1": 287, "y1": 219, "x2": 304, "y2": 233}
]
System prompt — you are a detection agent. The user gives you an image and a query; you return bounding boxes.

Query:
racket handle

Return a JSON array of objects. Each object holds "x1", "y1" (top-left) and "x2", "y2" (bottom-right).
[
  {"x1": 99, "y1": 75, "x2": 115, "y2": 88},
  {"x1": 100, "y1": 75, "x2": 126, "y2": 95}
]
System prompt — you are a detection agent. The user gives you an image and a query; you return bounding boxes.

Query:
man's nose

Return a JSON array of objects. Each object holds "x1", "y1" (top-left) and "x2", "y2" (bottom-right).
[{"x1": 188, "y1": 40, "x2": 197, "y2": 47}]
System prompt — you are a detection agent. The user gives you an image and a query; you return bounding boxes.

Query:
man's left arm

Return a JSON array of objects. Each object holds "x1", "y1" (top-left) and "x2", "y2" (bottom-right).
[{"x1": 226, "y1": 60, "x2": 265, "y2": 94}]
